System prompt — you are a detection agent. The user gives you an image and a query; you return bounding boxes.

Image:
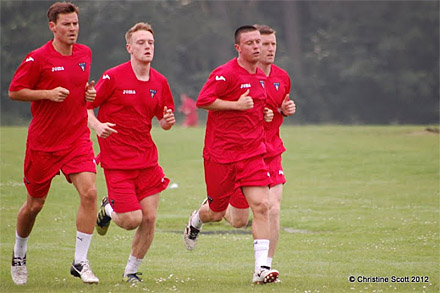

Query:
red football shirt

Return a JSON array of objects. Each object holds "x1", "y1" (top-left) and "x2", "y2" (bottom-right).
[
  {"x1": 88, "y1": 62, "x2": 174, "y2": 169},
  {"x1": 9, "y1": 40, "x2": 92, "y2": 151},
  {"x1": 264, "y1": 64, "x2": 291, "y2": 158},
  {"x1": 197, "y1": 58, "x2": 267, "y2": 163}
]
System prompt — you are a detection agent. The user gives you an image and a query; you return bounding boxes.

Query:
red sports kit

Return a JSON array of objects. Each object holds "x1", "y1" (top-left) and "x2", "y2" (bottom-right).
[
  {"x1": 197, "y1": 58, "x2": 272, "y2": 211},
  {"x1": 9, "y1": 41, "x2": 95, "y2": 197},
  {"x1": 88, "y1": 62, "x2": 174, "y2": 213}
]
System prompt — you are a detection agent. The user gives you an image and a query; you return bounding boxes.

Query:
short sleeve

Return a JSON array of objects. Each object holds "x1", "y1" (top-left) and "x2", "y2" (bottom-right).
[
  {"x1": 9, "y1": 53, "x2": 41, "y2": 92},
  {"x1": 155, "y1": 79, "x2": 174, "y2": 120},
  {"x1": 196, "y1": 67, "x2": 230, "y2": 108},
  {"x1": 88, "y1": 71, "x2": 115, "y2": 109}
]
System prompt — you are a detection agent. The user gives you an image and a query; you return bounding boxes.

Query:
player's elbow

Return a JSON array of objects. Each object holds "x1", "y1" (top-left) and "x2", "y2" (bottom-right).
[
  {"x1": 196, "y1": 102, "x2": 204, "y2": 109},
  {"x1": 9, "y1": 91, "x2": 19, "y2": 101},
  {"x1": 196, "y1": 98, "x2": 211, "y2": 110},
  {"x1": 198, "y1": 105, "x2": 209, "y2": 111},
  {"x1": 197, "y1": 102, "x2": 215, "y2": 111}
]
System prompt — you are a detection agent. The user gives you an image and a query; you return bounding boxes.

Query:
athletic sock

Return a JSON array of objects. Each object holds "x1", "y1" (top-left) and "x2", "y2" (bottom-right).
[
  {"x1": 74, "y1": 231, "x2": 92, "y2": 264},
  {"x1": 253, "y1": 239, "x2": 270, "y2": 272},
  {"x1": 267, "y1": 257, "x2": 273, "y2": 268},
  {"x1": 14, "y1": 231, "x2": 28, "y2": 258},
  {"x1": 191, "y1": 210, "x2": 203, "y2": 229},
  {"x1": 124, "y1": 254, "x2": 143, "y2": 275},
  {"x1": 105, "y1": 203, "x2": 114, "y2": 219}
]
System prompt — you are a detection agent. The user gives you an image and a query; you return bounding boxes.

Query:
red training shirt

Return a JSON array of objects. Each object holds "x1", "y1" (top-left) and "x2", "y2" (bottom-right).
[
  {"x1": 197, "y1": 58, "x2": 267, "y2": 163},
  {"x1": 88, "y1": 62, "x2": 174, "y2": 169},
  {"x1": 9, "y1": 40, "x2": 92, "y2": 152},
  {"x1": 264, "y1": 64, "x2": 291, "y2": 158}
]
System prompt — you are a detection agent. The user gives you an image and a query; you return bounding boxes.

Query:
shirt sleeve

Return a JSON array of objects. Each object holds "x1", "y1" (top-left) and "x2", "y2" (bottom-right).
[
  {"x1": 196, "y1": 67, "x2": 230, "y2": 108},
  {"x1": 9, "y1": 53, "x2": 41, "y2": 92},
  {"x1": 286, "y1": 75, "x2": 292, "y2": 97},
  {"x1": 87, "y1": 72, "x2": 114, "y2": 109},
  {"x1": 155, "y1": 79, "x2": 174, "y2": 120}
]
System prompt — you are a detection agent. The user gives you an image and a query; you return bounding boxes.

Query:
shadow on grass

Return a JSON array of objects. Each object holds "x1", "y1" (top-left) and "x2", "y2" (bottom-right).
[{"x1": 159, "y1": 227, "x2": 318, "y2": 235}]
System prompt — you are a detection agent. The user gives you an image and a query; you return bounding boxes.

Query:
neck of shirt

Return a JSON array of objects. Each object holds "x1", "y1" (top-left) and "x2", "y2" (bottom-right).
[{"x1": 131, "y1": 60, "x2": 151, "y2": 82}]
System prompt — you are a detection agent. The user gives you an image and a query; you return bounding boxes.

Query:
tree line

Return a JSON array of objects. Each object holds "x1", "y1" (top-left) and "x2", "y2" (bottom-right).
[{"x1": 1, "y1": 0, "x2": 438, "y2": 125}]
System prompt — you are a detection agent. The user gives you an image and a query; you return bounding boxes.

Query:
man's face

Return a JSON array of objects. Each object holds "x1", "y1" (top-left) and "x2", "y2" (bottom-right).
[
  {"x1": 260, "y1": 33, "x2": 277, "y2": 65},
  {"x1": 127, "y1": 30, "x2": 155, "y2": 63},
  {"x1": 49, "y1": 12, "x2": 79, "y2": 45},
  {"x1": 235, "y1": 30, "x2": 261, "y2": 64}
]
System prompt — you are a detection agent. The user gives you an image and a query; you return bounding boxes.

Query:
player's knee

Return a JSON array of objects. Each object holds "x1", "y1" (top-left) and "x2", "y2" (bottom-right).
[
  {"x1": 142, "y1": 213, "x2": 156, "y2": 226},
  {"x1": 252, "y1": 199, "x2": 269, "y2": 216},
  {"x1": 210, "y1": 212, "x2": 225, "y2": 222},
  {"x1": 81, "y1": 186, "x2": 97, "y2": 203},
  {"x1": 230, "y1": 217, "x2": 248, "y2": 228},
  {"x1": 122, "y1": 216, "x2": 142, "y2": 230},
  {"x1": 269, "y1": 203, "x2": 281, "y2": 217},
  {"x1": 124, "y1": 221, "x2": 140, "y2": 230},
  {"x1": 26, "y1": 198, "x2": 45, "y2": 215}
]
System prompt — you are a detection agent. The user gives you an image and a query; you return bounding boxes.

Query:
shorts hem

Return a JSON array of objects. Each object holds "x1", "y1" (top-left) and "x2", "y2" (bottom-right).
[
  {"x1": 138, "y1": 178, "x2": 170, "y2": 202},
  {"x1": 269, "y1": 179, "x2": 286, "y2": 188}
]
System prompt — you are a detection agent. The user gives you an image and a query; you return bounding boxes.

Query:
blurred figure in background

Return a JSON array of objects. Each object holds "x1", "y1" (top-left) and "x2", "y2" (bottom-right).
[{"x1": 178, "y1": 93, "x2": 198, "y2": 127}]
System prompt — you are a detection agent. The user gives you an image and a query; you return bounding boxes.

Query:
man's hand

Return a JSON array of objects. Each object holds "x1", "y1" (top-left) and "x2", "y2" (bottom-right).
[
  {"x1": 85, "y1": 80, "x2": 96, "y2": 102},
  {"x1": 161, "y1": 106, "x2": 175, "y2": 130},
  {"x1": 95, "y1": 122, "x2": 117, "y2": 138},
  {"x1": 48, "y1": 87, "x2": 70, "y2": 102},
  {"x1": 264, "y1": 107, "x2": 274, "y2": 122},
  {"x1": 236, "y1": 89, "x2": 254, "y2": 111},
  {"x1": 280, "y1": 94, "x2": 296, "y2": 116}
]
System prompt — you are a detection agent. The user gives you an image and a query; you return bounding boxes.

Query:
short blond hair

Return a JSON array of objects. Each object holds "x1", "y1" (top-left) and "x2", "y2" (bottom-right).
[{"x1": 125, "y1": 22, "x2": 154, "y2": 44}]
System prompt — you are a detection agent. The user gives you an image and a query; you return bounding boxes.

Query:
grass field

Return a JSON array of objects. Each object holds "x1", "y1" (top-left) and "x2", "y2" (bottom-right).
[{"x1": 0, "y1": 125, "x2": 439, "y2": 292}]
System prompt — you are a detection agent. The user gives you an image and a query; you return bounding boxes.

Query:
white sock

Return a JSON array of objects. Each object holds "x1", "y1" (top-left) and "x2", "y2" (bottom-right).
[
  {"x1": 14, "y1": 231, "x2": 28, "y2": 258},
  {"x1": 74, "y1": 231, "x2": 92, "y2": 264},
  {"x1": 191, "y1": 210, "x2": 203, "y2": 229},
  {"x1": 253, "y1": 239, "x2": 270, "y2": 272},
  {"x1": 105, "y1": 203, "x2": 114, "y2": 219},
  {"x1": 267, "y1": 257, "x2": 273, "y2": 268},
  {"x1": 124, "y1": 254, "x2": 143, "y2": 275}
]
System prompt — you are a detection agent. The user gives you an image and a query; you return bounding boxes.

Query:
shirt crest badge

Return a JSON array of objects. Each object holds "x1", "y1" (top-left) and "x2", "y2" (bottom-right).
[
  {"x1": 79, "y1": 62, "x2": 86, "y2": 72},
  {"x1": 150, "y1": 89, "x2": 157, "y2": 98},
  {"x1": 260, "y1": 80, "x2": 265, "y2": 88},
  {"x1": 273, "y1": 82, "x2": 280, "y2": 91}
]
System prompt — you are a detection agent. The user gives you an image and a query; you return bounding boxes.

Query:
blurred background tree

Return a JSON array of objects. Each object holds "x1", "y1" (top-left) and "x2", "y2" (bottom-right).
[{"x1": 1, "y1": 0, "x2": 438, "y2": 125}]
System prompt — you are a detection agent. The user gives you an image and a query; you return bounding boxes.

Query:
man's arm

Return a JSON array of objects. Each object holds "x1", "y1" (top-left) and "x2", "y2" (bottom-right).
[
  {"x1": 198, "y1": 89, "x2": 253, "y2": 111},
  {"x1": 9, "y1": 87, "x2": 70, "y2": 102},
  {"x1": 87, "y1": 109, "x2": 117, "y2": 138}
]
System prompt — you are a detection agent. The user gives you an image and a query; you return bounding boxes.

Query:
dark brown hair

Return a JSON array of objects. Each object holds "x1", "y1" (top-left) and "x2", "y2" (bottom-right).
[
  {"x1": 234, "y1": 25, "x2": 258, "y2": 44},
  {"x1": 47, "y1": 2, "x2": 79, "y2": 23}
]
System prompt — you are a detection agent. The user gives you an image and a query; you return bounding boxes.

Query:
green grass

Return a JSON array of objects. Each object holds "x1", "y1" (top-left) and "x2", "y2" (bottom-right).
[{"x1": 1, "y1": 125, "x2": 439, "y2": 292}]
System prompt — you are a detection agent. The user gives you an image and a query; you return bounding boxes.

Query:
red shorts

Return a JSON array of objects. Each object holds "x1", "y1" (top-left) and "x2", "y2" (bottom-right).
[
  {"x1": 229, "y1": 155, "x2": 286, "y2": 209},
  {"x1": 104, "y1": 165, "x2": 170, "y2": 213},
  {"x1": 204, "y1": 155, "x2": 272, "y2": 212},
  {"x1": 23, "y1": 139, "x2": 96, "y2": 198},
  {"x1": 265, "y1": 155, "x2": 286, "y2": 188}
]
